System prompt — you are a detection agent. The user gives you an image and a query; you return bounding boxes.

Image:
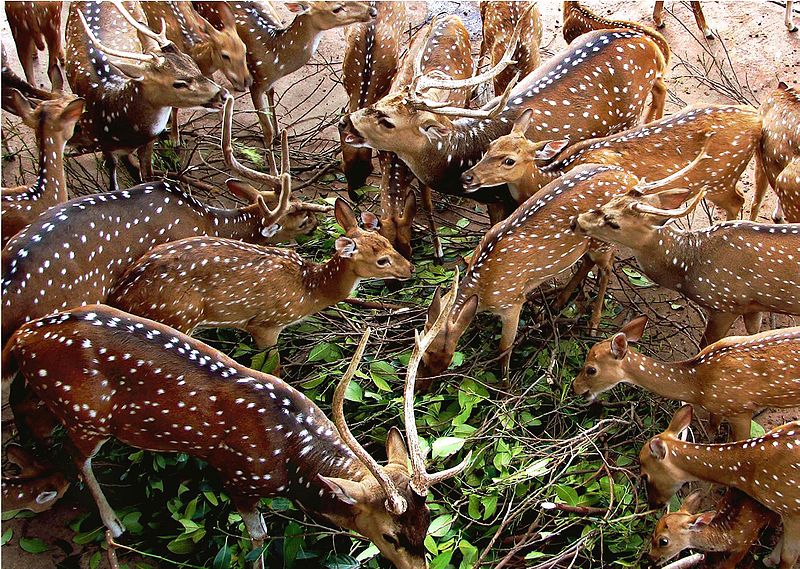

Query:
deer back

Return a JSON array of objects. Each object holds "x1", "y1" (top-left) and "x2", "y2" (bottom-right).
[{"x1": 480, "y1": 1, "x2": 542, "y2": 94}]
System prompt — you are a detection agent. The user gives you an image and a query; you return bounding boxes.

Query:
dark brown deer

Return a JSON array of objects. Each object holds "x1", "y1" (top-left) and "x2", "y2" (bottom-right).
[
  {"x1": 2, "y1": 290, "x2": 469, "y2": 568},
  {"x1": 108, "y1": 198, "x2": 412, "y2": 355},
  {"x1": 65, "y1": 1, "x2": 224, "y2": 191},
  {"x1": 4, "y1": 1, "x2": 65, "y2": 91},
  {"x1": 1, "y1": 444, "x2": 70, "y2": 514},
  {"x1": 1, "y1": 91, "x2": 85, "y2": 247},
  {"x1": 341, "y1": 27, "x2": 669, "y2": 214},
  {"x1": 640, "y1": 405, "x2": 800, "y2": 569},
  {"x1": 574, "y1": 189, "x2": 800, "y2": 345},
  {"x1": 341, "y1": 1, "x2": 407, "y2": 197},
  {"x1": 751, "y1": 81, "x2": 800, "y2": 224}
]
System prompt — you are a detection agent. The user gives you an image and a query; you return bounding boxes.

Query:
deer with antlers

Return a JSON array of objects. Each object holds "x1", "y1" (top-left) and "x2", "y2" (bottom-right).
[
  {"x1": 1, "y1": 91, "x2": 85, "y2": 247},
  {"x1": 1, "y1": 274, "x2": 469, "y2": 568},
  {"x1": 479, "y1": 2, "x2": 542, "y2": 95},
  {"x1": 341, "y1": 1, "x2": 407, "y2": 198},
  {"x1": 64, "y1": 1, "x2": 224, "y2": 191},
  {"x1": 2, "y1": 444, "x2": 70, "y2": 514},
  {"x1": 751, "y1": 81, "x2": 800, "y2": 224},
  {"x1": 4, "y1": 1, "x2": 65, "y2": 91},
  {"x1": 195, "y1": 1, "x2": 375, "y2": 172},
  {"x1": 341, "y1": 27, "x2": 669, "y2": 216},
  {"x1": 640, "y1": 405, "x2": 800, "y2": 569},
  {"x1": 649, "y1": 488, "x2": 780, "y2": 568},
  {"x1": 574, "y1": 316, "x2": 800, "y2": 440}
]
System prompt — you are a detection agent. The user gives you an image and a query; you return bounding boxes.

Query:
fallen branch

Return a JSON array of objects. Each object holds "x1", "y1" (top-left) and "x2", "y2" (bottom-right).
[{"x1": 661, "y1": 553, "x2": 705, "y2": 569}]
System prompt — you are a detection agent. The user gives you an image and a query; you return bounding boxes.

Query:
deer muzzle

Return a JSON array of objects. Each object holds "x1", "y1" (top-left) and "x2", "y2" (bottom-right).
[
  {"x1": 460, "y1": 170, "x2": 483, "y2": 193},
  {"x1": 202, "y1": 87, "x2": 228, "y2": 110},
  {"x1": 338, "y1": 115, "x2": 368, "y2": 147}
]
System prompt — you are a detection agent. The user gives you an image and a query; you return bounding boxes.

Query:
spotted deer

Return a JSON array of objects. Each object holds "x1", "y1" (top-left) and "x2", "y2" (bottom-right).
[
  {"x1": 574, "y1": 189, "x2": 800, "y2": 345},
  {"x1": 108, "y1": 198, "x2": 412, "y2": 356},
  {"x1": 65, "y1": 1, "x2": 224, "y2": 191},
  {"x1": 479, "y1": 1, "x2": 542, "y2": 95},
  {"x1": 574, "y1": 315, "x2": 800, "y2": 440},
  {"x1": 341, "y1": 1, "x2": 406, "y2": 197},
  {"x1": 2, "y1": 44, "x2": 57, "y2": 116},
  {"x1": 652, "y1": 2, "x2": 713, "y2": 39},
  {"x1": 751, "y1": 82, "x2": 800, "y2": 224},
  {"x1": 4, "y1": 1, "x2": 65, "y2": 91},
  {"x1": 341, "y1": 27, "x2": 669, "y2": 215},
  {"x1": 195, "y1": 1, "x2": 375, "y2": 172},
  {"x1": 640, "y1": 405, "x2": 800, "y2": 569},
  {"x1": 649, "y1": 488, "x2": 780, "y2": 569},
  {"x1": 1, "y1": 287, "x2": 470, "y2": 568},
  {"x1": 1, "y1": 91, "x2": 85, "y2": 247},
  {"x1": 2, "y1": 444, "x2": 70, "y2": 514}
]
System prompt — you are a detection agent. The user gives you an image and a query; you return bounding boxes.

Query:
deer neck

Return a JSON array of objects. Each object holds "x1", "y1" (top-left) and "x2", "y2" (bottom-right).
[
  {"x1": 668, "y1": 439, "x2": 756, "y2": 489},
  {"x1": 634, "y1": 226, "x2": 694, "y2": 291},
  {"x1": 621, "y1": 351, "x2": 700, "y2": 403},
  {"x1": 188, "y1": 42, "x2": 216, "y2": 76},
  {"x1": 265, "y1": 15, "x2": 324, "y2": 84},
  {"x1": 205, "y1": 203, "x2": 268, "y2": 241},
  {"x1": 33, "y1": 132, "x2": 68, "y2": 205},
  {"x1": 303, "y1": 255, "x2": 360, "y2": 310}
]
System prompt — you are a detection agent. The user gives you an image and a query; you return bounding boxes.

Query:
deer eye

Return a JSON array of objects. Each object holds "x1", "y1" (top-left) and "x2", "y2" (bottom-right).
[
  {"x1": 603, "y1": 216, "x2": 620, "y2": 230},
  {"x1": 221, "y1": 53, "x2": 231, "y2": 61},
  {"x1": 173, "y1": 80, "x2": 189, "y2": 89},
  {"x1": 377, "y1": 257, "x2": 391, "y2": 267},
  {"x1": 658, "y1": 537, "x2": 669, "y2": 547},
  {"x1": 378, "y1": 117, "x2": 395, "y2": 129},
  {"x1": 503, "y1": 157, "x2": 516, "y2": 166},
  {"x1": 586, "y1": 366, "x2": 597, "y2": 376},
  {"x1": 382, "y1": 533, "x2": 398, "y2": 546}
]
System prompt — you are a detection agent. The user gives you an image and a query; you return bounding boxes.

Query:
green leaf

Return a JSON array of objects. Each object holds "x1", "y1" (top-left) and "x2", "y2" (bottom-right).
[
  {"x1": 203, "y1": 491, "x2": 219, "y2": 506},
  {"x1": 458, "y1": 539, "x2": 478, "y2": 569},
  {"x1": 308, "y1": 342, "x2": 342, "y2": 363},
  {"x1": 468, "y1": 495, "x2": 481, "y2": 520},
  {"x1": 283, "y1": 521, "x2": 305, "y2": 568},
  {"x1": 428, "y1": 514, "x2": 454, "y2": 537},
  {"x1": 73, "y1": 527, "x2": 103, "y2": 545},
  {"x1": 750, "y1": 421, "x2": 766, "y2": 438},
  {"x1": 430, "y1": 550, "x2": 454, "y2": 569},
  {"x1": 369, "y1": 360, "x2": 396, "y2": 391},
  {"x1": 482, "y1": 495, "x2": 498, "y2": 520},
  {"x1": 323, "y1": 554, "x2": 360, "y2": 569},
  {"x1": 212, "y1": 542, "x2": 232, "y2": 569},
  {"x1": 431, "y1": 437, "x2": 465, "y2": 459},
  {"x1": 167, "y1": 536, "x2": 195, "y2": 555},
  {"x1": 344, "y1": 379, "x2": 363, "y2": 403},
  {"x1": 19, "y1": 537, "x2": 49, "y2": 554},
  {"x1": 622, "y1": 267, "x2": 655, "y2": 288},
  {"x1": 90, "y1": 551, "x2": 102, "y2": 569},
  {"x1": 1, "y1": 528, "x2": 12, "y2": 546},
  {"x1": 355, "y1": 543, "x2": 379, "y2": 561}
]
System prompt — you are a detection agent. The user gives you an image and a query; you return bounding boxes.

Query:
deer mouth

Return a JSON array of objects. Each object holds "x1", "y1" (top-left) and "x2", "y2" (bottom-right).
[
  {"x1": 202, "y1": 89, "x2": 228, "y2": 110},
  {"x1": 338, "y1": 115, "x2": 369, "y2": 148}
]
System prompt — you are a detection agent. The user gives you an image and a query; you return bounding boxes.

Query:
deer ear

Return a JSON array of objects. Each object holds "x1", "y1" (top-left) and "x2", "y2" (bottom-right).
[
  {"x1": 360, "y1": 211, "x2": 380, "y2": 230},
  {"x1": 286, "y1": 2, "x2": 311, "y2": 14},
  {"x1": 667, "y1": 405, "x2": 694, "y2": 436},
  {"x1": 226, "y1": 179, "x2": 261, "y2": 203},
  {"x1": 419, "y1": 121, "x2": 449, "y2": 140},
  {"x1": 60, "y1": 98, "x2": 86, "y2": 123},
  {"x1": 511, "y1": 108, "x2": 533, "y2": 135},
  {"x1": 610, "y1": 332, "x2": 628, "y2": 359},
  {"x1": 689, "y1": 511, "x2": 715, "y2": 529},
  {"x1": 426, "y1": 287, "x2": 443, "y2": 326},
  {"x1": 679, "y1": 489, "x2": 706, "y2": 514},
  {"x1": 620, "y1": 315, "x2": 648, "y2": 343},
  {"x1": 649, "y1": 188, "x2": 692, "y2": 210},
  {"x1": 649, "y1": 437, "x2": 668, "y2": 460},
  {"x1": 402, "y1": 191, "x2": 417, "y2": 221},
  {"x1": 334, "y1": 198, "x2": 358, "y2": 231},
  {"x1": 318, "y1": 475, "x2": 364, "y2": 505},
  {"x1": 386, "y1": 427, "x2": 410, "y2": 468},
  {"x1": 35, "y1": 490, "x2": 59, "y2": 505},
  {"x1": 335, "y1": 236, "x2": 357, "y2": 258},
  {"x1": 9, "y1": 89, "x2": 35, "y2": 125},
  {"x1": 215, "y1": 2, "x2": 238, "y2": 28},
  {"x1": 534, "y1": 139, "x2": 570, "y2": 162},
  {"x1": 110, "y1": 60, "x2": 146, "y2": 81},
  {"x1": 454, "y1": 295, "x2": 479, "y2": 328}
]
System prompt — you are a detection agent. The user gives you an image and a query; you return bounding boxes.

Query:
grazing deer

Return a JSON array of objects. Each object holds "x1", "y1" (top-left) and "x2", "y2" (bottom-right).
[
  {"x1": 479, "y1": 2, "x2": 542, "y2": 95},
  {"x1": 2, "y1": 285, "x2": 469, "y2": 568},
  {"x1": 573, "y1": 315, "x2": 800, "y2": 440},
  {"x1": 341, "y1": 1, "x2": 406, "y2": 197},
  {"x1": 1, "y1": 91, "x2": 85, "y2": 247},
  {"x1": 562, "y1": 1, "x2": 671, "y2": 59},
  {"x1": 108, "y1": 198, "x2": 412, "y2": 353},
  {"x1": 1, "y1": 444, "x2": 70, "y2": 514},
  {"x1": 649, "y1": 488, "x2": 780, "y2": 569},
  {"x1": 418, "y1": 164, "x2": 637, "y2": 383},
  {"x1": 751, "y1": 82, "x2": 800, "y2": 224},
  {"x1": 341, "y1": 27, "x2": 669, "y2": 213},
  {"x1": 4, "y1": 1, "x2": 65, "y2": 91},
  {"x1": 195, "y1": 1, "x2": 375, "y2": 172},
  {"x1": 574, "y1": 189, "x2": 800, "y2": 345},
  {"x1": 653, "y1": 1, "x2": 713, "y2": 39},
  {"x1": 65, "y1": 1, "x2": 224, "y2": 191},
  {"x1": 639, "y1": 405, "x2": 800, "y2": 569}
]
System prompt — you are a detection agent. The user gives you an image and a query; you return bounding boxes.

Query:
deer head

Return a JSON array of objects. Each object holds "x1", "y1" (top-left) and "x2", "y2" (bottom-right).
[
  {"x1": 648, "y1": 490, "x2": 715, "y2": 564},
  {"x1": 286, "y1": 2, "x2": 377, "y2": 30},
  {"x1": 9, "y1": 90, "x2": 85, "y2": 146},
  {"x1": 572, "y1": 315, "x2": 649, "y2": 402},
  {"x1": 194, "y1": 3, "x2": 251, "y2": 91},
  {"x1": 1, "y1": 444, "x2": 70, "y2": 514},
  {"x1": 639, "y1": 405, "x2": 695, "y2": 507}
]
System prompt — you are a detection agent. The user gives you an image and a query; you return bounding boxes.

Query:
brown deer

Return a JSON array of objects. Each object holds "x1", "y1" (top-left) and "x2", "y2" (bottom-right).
[
  {"x1": 649, "y1": 488, "x2": 780, "y2": 569},
  {"x1": 574, "y1": 189, "x2": 800, "y2": 345},
  {"x1": 1, "y1": 288, "x2": 469, "y2": 568},
  {"x1": 108, "y1": 198, "x2": 412, "y2": 354},
  {"x1": 562, "y1": 1, "x2": 671, "y2": 58},
  {"x1": 573, "y1": 315, "x2": 800, "y2": 441},
  {"x1": 195, "y1": 1, "x2": 375, "y2": 172},
  {"x1": 341, "y1": 1, "x2": 407, "y2": 197},
  {"x1": 653, "y1": 2, "x2": 713, "y2": 39},
  {"x1": 1, "y1": 43, "x2": 58, "y2": 116},
  {"x1": 479, "y1": 1, "x2": 542, "y2": 95},
  {"x1": 639, "y1": 405, "x2": 800, "y2": 569},
  {"x1": 1, "y1": 91, "x2": 85, "y2": 247},
  {"x1": 1, "y1": 444, "x2": 70, "y2": 514},
  {"x1": 751, "y1": 82, "x2": 800, "y2": 224},
  {"x1": 65, "y1": 1, "x2": 224, "y2": 191},
  {"x1": 4, "y1": 1, "x2": 65, "y2": 91},
  {"x1": 340, "y1": 27, "x2": 669, "y2": 215}
]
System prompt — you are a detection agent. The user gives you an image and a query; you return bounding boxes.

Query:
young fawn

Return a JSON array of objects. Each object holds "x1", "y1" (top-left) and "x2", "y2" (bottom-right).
[
  {"x1": 1, "y1": 444, "x2": 70, "y2": 514},
  {"x1": 4, "y1": 1, "x2": 65, "y2": 91},
  {"x1": 649, "y1": 488, "x2": 780, "y2": 569},
  {"x1": 574, "y1": 189, "x2": 800, "y2": 345},
  {"x1": 640, "y1": 405, "x2": 800, "y2": 569},
  {"x1": 2, "y1": 287, "x2": 469, "y2": 569},
  {"x1": 751, "y1": 81, "x2": 800, "y2": 224},
  {"x1": 108, "y1": 198, "x2": 412, "y2": 353},
  {"x1": 573, "y1": 315, "x2": 800, "y2": 441},
  {"x1": 479, "y1": 2, "x2": 542, "y2": 95},
  {"x1": 1, "y1": 91, "x2": 85, "y2": 247}
]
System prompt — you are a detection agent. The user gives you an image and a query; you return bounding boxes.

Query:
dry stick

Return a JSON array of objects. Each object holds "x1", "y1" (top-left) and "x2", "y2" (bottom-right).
[{"x1": 661, "y1": 554, "x2": 706, "y2": 569}]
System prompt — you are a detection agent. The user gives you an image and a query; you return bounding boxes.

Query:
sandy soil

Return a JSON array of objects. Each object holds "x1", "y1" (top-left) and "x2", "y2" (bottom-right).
[{"x1": 1, "y1": 1, "x2": 799, "y2": 568}]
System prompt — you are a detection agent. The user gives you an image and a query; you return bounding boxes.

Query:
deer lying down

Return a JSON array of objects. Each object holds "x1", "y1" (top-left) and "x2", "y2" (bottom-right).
[{"x1": 649, "y1": 488, "x2": 780, "y2": 569}]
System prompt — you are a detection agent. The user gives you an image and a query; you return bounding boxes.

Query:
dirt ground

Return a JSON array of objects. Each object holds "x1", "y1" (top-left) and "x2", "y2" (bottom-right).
[{"x1": 1, "y1": 1, "x2": 799, "y2": 568}]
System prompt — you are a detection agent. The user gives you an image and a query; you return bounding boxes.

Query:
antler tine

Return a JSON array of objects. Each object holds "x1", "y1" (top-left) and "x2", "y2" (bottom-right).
[
  {"x1": 411, "y1": 71, "x2": 521, "y2": 119},
  {"x1": 110, "y1": 0, "x2": 170, "y2": 48},
  {"x1": 78, "y1": 10, "x2": 154, "y2": 63},
  {"x1": 633, "y1": 189, "x2": 708, "y2": 218},
  {"x1": 636, "y1": 135, "x2": 713, "y2": 191},
  {"x1": 280, "y1": 130, "x2": 290, "y2": 178},
  {"x1": 332, "y1": 329, "x2": 408, "y2": 516},
  {"x1": 221, "y1": 96, "x2": 281, "y2": 189},
  {"x1": 404, "y1": 270, "x2": 470, "y2": 496}
]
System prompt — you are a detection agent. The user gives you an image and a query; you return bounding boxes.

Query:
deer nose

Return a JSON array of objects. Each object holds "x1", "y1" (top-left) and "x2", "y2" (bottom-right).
[
  {"x1": 569, "y1": 217, "x2": 578, "y2": 231},
  {"x1": 368, "y1": 6, "x2": 377, "y2": 17},
  {"x1": 338, "y1": 115, "x2": 351, "y2": 133}
]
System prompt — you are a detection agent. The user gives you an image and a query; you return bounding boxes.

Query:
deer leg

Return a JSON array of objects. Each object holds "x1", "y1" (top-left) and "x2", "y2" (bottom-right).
[
  {"x1": 420, "y1": 184, "x2": 443, "y2": 264},
  {"x1": 777, "y1": 518, "x2": 799, "y2": 569},
  {"x1": 788, "y1": 1, "x2": 798, "y2": 32},
  {"x1": 499, "y1": 305, "x2": 522, "y2": 378},
  {"x1": 239, "y1": 507, "x2": 268, "y2": 569},
  {"x1": 711, "y1": 185, "x2": 745, "y2": 221},
  {"x1": 79, "y1": 453, "x2": 125, "y2": 537},
  {"x1": 588, "y1": 249, "x2": 613, "y2": 333},
  {"x1": 728, "y1": 414, "x2": 754, "y2": 441},
  {"x1": 653, "y1": 1, "x2": 665, "y2": 28},
  {"x1": 266, "y1": 89, "x2": 279, "y2": 138},
  {"x1": 104, "y1": 153, "x2": 120, "y2": 193},
  {"x1": 554, "y1": 255, "x2": 594, "y2": 313},
  {"x1": 247, "y1": 327, "x2": 282, "y2": 376},
  {"x1": 690, "y1": 2, "x2": 714, "y2": 38},
  {"x1": 105, "y1": 530, "x2": 120, "y2": 569},
  {"x1": 750, "y1": 150, "x2": 771, "y2": 221},
  {"x1": 646, "y1": 77, "x2": 667, "y2": 123},
  {"x1": 137, "y1": 144, "x2": 154, "y2": 181},
  {"x1": 170, "y1": 108, "x2": 181, "y2": 146},
  {"x1": 743, "y1": 312, "x2": 762, "y2": 335},
  {"x1": 250, "y1": 86, "x2": 278, "y2": 175},
  {"x1": 708, "y1": 412, "x2": 723, "y2": 437},
  {"x1": 701, "y1": 312, "x2": 738, "y2": 347},
  {"x1": 18, "y1": 38, "x2": 37, "y2": 86},
  {"x1": 775, "y1": 157, "x2": 800, "y2": 222}
]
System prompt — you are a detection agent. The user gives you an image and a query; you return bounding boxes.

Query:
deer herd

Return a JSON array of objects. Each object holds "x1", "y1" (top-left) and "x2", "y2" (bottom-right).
[{"x1": 0, "y1": 1, "x2": 798, "y2": 568}]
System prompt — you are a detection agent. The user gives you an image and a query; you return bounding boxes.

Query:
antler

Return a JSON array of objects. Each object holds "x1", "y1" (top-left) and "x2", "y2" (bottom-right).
[
  {"x1": 222, "y1": 95, "x2": 282, "y2": 189},
  {"x1": 110, "y1": 0, "x2": 170, "y2": 49},
  {"x1": 404, "y1": 270, "x2": 472, "y2": 496},
  {"x1": 632, "y1": 189, "x2": 707, "y2": 218},
  {"x1": 408, "y1": 72, "x2": 520, "y2": 119},
  {"x1": 332, "y1": 329, "x2": 408, "y2": 516},
  {"x1": 77, "y1": 11, "x2": 155, "y2": 63},
  {"x1": 636, "y1": 135, "x2": 713, "y2": 192}
]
